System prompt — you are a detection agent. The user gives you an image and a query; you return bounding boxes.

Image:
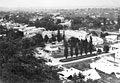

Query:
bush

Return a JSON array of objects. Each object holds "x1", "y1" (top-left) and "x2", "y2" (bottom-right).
[
  {"x1": 97, "y1": 49, "x2": 102, "y2": 54},
  {"x1": 103, "y1": 45, "x2": 109, "y2": 53}
]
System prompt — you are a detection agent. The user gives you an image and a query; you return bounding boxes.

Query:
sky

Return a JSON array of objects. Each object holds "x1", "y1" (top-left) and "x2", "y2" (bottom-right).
[{"x1": 0, "y1": 0, "x2": 120, "y2": 9}]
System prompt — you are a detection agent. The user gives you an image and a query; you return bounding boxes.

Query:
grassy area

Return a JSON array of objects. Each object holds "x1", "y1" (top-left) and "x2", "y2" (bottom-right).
[
  {"x1": 0, "y1": 68, "x2": 61, "y2": 83},
  {"x1": 63, "y1": 59, "x2": 92, "y2": 71},
  {"x1": 52, "y1": 50, "x2": 65, "y2": 58},
  {"x1": 63, "y1": 57, "x2": 100, "y2": 71}
]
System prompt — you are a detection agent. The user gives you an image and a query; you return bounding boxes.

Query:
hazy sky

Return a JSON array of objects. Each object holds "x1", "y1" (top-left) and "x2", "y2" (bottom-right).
[{"x1": 0, "y1": 0, "x2": 120, "y2": 8}]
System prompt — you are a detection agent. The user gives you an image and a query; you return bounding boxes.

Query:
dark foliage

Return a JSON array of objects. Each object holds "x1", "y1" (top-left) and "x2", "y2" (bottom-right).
[
  {"x1": 89, "y1": 36, "x2": 93, "y2": 54},
  {"x1": 84, "y1": 39, "x2": 88, "y2": 55},
  {"x1": 51, "y1": 34, "x2": 56, "y2": 42},
  {"x1": 75, "y1": 43, "x2": 79, "y2": 56},
  {"x1": 0, "y1": 28, "x2": 60, "y2": 83},
  {"x1": 79, "y1": 39, "x2": 84, "y2": 56},
  {"x1": 57, "y1": 29, "x2": 62, "y2": 42},
  {"x1": 64, "y1": 41, "x2": 69, "y2": 59},
  {"x1": 44, "y1": 35, "x2": 49, "y2": 43},
  {"x1": 103, "y1": 45, "x2": 109, "y2": 53},
  {"x1": 70, "y1": 46, "x2": 73, "y2": 57}
]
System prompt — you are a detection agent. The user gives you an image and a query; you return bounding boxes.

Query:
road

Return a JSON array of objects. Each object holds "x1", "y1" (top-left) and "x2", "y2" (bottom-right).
[{"x1": 46, "y1": 52, "x2": 113, "y2": 66}]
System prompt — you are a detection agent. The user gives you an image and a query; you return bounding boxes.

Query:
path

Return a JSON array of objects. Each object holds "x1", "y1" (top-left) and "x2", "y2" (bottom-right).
[{"x1": 46, "y1": 52, "x2": 113, "y2": 66}]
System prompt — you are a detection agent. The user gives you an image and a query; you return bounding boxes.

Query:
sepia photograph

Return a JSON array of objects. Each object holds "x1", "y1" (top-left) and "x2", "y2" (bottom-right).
[{"x1": 0, "y1": 0, "x2": 120, "y2": 83}]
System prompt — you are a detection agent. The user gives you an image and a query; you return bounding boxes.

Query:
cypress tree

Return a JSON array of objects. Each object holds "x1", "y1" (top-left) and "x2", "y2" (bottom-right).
[
  {"x1": 57, "y1": 29, "x2": 62, "y2": 42},
  {"x1": 118, "y1": 16, "x2": 120, "y2": 29},
  {"x1": 63, "y1": 31, "x2": 66, "y2": 46},
  {"x1": 64, "y1": 41, "x2": 69, "y2": 59},
  {"x1": 89, "y1": 36, "x2": 93, "y2": 54},
  {"x1": 51, "y1": 34, "x2": 56, "y2": 42},
  {"x1": 70, "y1": 46, "x2": 73, "y2": 57},
  {"x1": 84, "y1": 38, "x2": 88, "y2": 55},
  {"x1": 80, "y1": 39, "x2": 83, "y2": 56},
  {"x1": 44, "y1": 35, "x2": 49, "y2": 43},
  {"x1": 75, "y1": 43, "x2": 79, "y2": 57}
]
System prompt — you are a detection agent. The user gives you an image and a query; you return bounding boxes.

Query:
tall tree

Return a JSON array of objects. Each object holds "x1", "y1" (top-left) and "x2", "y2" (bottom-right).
[
  {"x1": 57, "y1": 29, "x2": 62, "y2": 42},
  {"x1": 44, "y1": 35, "x2": 49, "y2": 43},
  {"x1": 103, "y1": 17, "x2": 106, "y2": 25},
  {"x1": 75, "y1": 43, "x2": 79, "y2": 57},
  {"x1": 79, "y1": 39, "x2": 83, "y2": 56},
  {"x1": 89, "y1": 36, "x2": 93, "y2": 54},
  {"x1": 63, "y1": 31, "x2": 65, "y2": 41},
  {"x1": 103, "y1": 45, "x2": 109, "y2": 53},
  {"x1": 63, "y1": 30, "x2": 66, "y2": 45},
  {"x1": 70, "y1": 46, "x2": 73, "y2": 57},
  {"x1": 64, "y1": 41, "x2": 69, "y2": 59},
  {"x1": 51, "y1": 34, "x2": 56, "y2": 42},
  {"x1": 84, "y1": 39, "x2": 88, "y2": 55},
  {"x1": 117, "y1": 15, "x2": 120, "y2": 29}
]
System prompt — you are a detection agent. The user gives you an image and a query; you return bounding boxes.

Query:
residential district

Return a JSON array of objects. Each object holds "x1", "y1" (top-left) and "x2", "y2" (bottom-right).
[{"x1": 0, "y1": 8, "x2": 120, "y2": 83}]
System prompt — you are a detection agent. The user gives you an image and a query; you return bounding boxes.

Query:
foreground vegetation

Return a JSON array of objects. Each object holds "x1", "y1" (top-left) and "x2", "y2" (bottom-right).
[{"x1": 0, "y1": 26, "x2": 61, "y2": 83}]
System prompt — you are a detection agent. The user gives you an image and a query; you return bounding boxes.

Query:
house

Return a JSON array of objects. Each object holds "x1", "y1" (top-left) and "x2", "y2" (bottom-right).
[
  {"x1": 58, "y1": 67, "x2": 101, "y2": 81},
  {"x1": 83, "y1": 69, "x2": 101, "y2": 81},
  {"x1": 109, "y1": 43, "x2": 120, "y2": 53},
  {"x1": 90, "y1": 55, "x2": 120, "y2": 78},
  {"x1": 24, "y1": 27, "x2": 45, "y2": 38},
  {"x1": 105, "y1": 35, "x2": 117, "y2": 43},
  {"x1": 87, "y1": 36, "x2": 104, "y2": 45},
  {"x1": 58, "y1": 67, "x2": 83, "y2": 79},
  {"x1": 44, "y1": 44, "x2": 59, "y2": 55}
]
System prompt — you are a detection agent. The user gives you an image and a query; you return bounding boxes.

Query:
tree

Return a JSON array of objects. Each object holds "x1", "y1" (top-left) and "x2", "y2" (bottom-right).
[
  {"x1": 56, "y1": 19, "x2": 61, "y2": 24},
  {"x1": 64, "y1": 41, "x2": 69, "y2": 59},
  {"x1": 39, "y1": 16, "x2": 58, "y2": 30},
  {"x1": 0, "y1": 39, "x2": 20, "y2": 63},
  {"x1": 84, "y1": 39, "x2": 88, "y2": 55},
  {"x1": 63, "y1": 31, "x2": 65, "y2": 41},
  {"x1": 90, "y1": 31, "x2": 98, "y2": 36},
  {"x1": 57, "y1": 29, "x2": 62, "y2": 42},
  {"x1": 0, "y1": 25, "x2": 7, "y2": 34},
  {"x1": 75, "y1": 43, "x2": 79, "y2": 56},
  {"x1": 101, "y1": 25, "x2": 107, "y2": 32},
  {"x1": 70, "y1": 46, "x2": 73, "y2": 57},
  {"x1": 69, "y1": 37, "x2": 79, "y2": 48},
  {"x1": 100, "y1": 32, "x2": 108, "y2": 38},
  {"x1": 44, "y1": 35, "x2": 49, "y2": 43},
  {"x1": 51, "y1": 34, "x2": 56, "y2": 42},
  {"x1": 89, "y1": 36, "x2": 93, "y2": 54},
  {"x1": 103, "y1": 17, "x2": 106, "y2": 25},
  {"x1": 79, "y1": 39, "x2": 83, "y2": 56},
  {"x1": 35, "y1": 19, "x2": 41, "y2": 28},
  {"x1": 21, "y1": 38, "x2": 32, "y2": 49},
  {"x1": 97, "y1": 49, "x2": 102, "y2": 54},
  {"x1": 6, "y1": 29, "x2": 24, "y2": 40},
  {"x1": 117, "y1": 16, "x2": 120, "y2": 29},
  {"x1": 103, "y1": 45, "x2": 109, "y2": 53},
  {"x1": 33, "y1": 33, "x2": 44, "y2": 47},
  {"x1": 4, "y1": 15, "x2": 9, "y2": 21}
]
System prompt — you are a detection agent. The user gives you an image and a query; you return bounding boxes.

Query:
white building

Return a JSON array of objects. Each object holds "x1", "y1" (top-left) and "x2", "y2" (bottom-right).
[
  {"x1": 109, "y1": 43, "x2": 120, "y2": 53},
  {"x1": 44, "y1": 44, "x2": 60, "y2": 55},
  {"x1": 87, "y1": 36, "x2": 104, "y2": 45},
  {"x1": 24, "y1": 27, "x2": 45, "y2": 37},
  {"x1": 90, "y1": 55, "x2": 120, "y2": 78},
  {"x1": 105, "y1": 35, "x2": 117, "y2": 43},
  {"x1": 58, "y1": 67, "x2": 101, "y2": 81}
]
